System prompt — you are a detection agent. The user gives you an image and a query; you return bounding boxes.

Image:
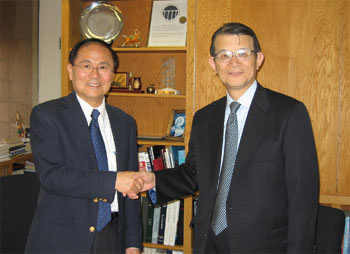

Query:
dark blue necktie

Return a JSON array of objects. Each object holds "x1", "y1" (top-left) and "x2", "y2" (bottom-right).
[
  {"x1": 90, "y1": 109, "x2": 111, "y2": 232},
  {"x1": 211, "y1": 102, "x2": 241, "y2": 235}
]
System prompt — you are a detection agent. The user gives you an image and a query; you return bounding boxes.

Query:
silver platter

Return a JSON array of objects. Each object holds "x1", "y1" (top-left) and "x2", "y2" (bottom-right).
[{"x1": 80, "y1": 1, "x2": 124, "y2": 43}]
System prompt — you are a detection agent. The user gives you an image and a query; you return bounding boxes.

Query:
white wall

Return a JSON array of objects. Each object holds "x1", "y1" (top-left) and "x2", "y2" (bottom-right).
[{"x1": 38, "y1": 0, "x2": 61, "y2": 103}]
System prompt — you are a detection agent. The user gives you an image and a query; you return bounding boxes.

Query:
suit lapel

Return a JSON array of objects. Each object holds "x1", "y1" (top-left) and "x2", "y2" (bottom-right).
[
  {"x1": 208, "y1": 97, "x2": 226, "y2": 188},
  {"x1": 61, "y1": 92, "x2": 98, "y2": 170},
  {"x1": 234, "y1": 84, "x2": 270, "y2": 173}
]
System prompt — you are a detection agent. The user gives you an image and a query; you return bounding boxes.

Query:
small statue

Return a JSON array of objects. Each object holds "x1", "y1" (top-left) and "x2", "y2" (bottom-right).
[
  {"x1": 122, "y1": 29, "x2": 141, "y2": 47},
  {"x1": 16, "y1": 111, "x2": 25, "y2": 138}
]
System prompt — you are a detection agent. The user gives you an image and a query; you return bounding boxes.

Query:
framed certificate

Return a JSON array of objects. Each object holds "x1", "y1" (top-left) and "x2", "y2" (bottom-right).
[{"x1": 148, "y1": 0, "x2": 187, "y2": 47}]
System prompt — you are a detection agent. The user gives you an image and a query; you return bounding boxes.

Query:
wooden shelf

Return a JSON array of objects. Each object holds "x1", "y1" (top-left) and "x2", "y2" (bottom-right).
[
  {"x1": 107, "y1": 92, "x2": 186, "y2": 99},
  {"x1": 114, "y1": 47, "x2": 187, "y2": 52},
  {"x1": 137, "y1": 138, "x2": 185, "y2": 146},
  {"x1": 143, "y1": 242, "x2": 184, "y2": 251},
  {"x1": 319, "y1": 194, "x2": 350, "y2": 209}
]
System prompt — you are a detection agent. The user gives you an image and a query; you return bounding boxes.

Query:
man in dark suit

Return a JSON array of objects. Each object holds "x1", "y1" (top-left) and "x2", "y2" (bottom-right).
[
  {"x1": 26, "y1": 39, "x2": 143, "y2": 254},
  {"x1": 137, "y1": 23, "x2": 319, "y2": 253}
]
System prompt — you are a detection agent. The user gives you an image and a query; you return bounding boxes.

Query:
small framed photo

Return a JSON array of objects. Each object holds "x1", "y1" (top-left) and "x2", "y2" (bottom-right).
[
  {"x1": 111, "y1": 72, "x2": 128, "y2": 89},
  {"x1": 165, "y1": 109, "x2": 185, "y2": 140}
]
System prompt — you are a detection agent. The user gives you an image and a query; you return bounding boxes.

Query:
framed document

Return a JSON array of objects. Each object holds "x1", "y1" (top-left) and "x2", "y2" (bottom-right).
[
  {"x1": 165, "y1": 109, "x2": 185, "y2": 141},
  {"x1": 148, "y1": 0, "x2": 187, "y2": 47}
]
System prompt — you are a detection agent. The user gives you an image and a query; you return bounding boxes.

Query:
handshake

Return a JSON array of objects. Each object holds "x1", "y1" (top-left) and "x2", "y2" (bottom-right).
[{"x1": 115, "y1": 171, "x2": 156, "y2": 199}]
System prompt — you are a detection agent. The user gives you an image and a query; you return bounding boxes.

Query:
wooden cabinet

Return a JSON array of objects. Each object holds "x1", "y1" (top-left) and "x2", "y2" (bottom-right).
[{"x1": 61, "y1": 0, "x2": 194, "y2": 253}]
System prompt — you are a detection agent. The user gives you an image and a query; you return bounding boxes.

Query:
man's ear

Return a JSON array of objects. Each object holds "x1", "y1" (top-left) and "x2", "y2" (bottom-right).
[
  {"x1": 256, "y1": 52, "x2": 264, "y2": 70},
  {"x1": 67, "y1": 63, "x2": 73, "y2": 81},
  {"x1": 209, "y1": 56, "x2": 217, "y2": 73}
]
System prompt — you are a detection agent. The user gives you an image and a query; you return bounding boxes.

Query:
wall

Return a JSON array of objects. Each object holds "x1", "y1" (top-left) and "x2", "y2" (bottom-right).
[
  {"x1": 191, "y1": 0, "x2": 350, "y2": 196},
  {"x1": 0, "y1": 0, "x2": 38, "y2": 139},
  {"x1": 38, "y1": 0, "x2": 61, "y2": 103},
  {"x1": 0, "y1": 0, "x2": 61, "y2": 139}
]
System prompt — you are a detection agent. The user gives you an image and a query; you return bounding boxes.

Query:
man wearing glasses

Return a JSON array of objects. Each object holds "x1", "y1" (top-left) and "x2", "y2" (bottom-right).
[
  {"x1": 137, "y1": 22, "x2": 319, "y2": 253},
  {"x1": 26, "y1": 39, "x2": 143, "y2": 254}
]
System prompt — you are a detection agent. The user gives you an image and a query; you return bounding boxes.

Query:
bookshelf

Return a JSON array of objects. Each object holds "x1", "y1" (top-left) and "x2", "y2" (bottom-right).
[
  {"x1": 61, "y1": 0, "x2": 195, "y2": 253},
  {"x1": 0, "y1": 153, "x2": 33, "y2": 177}
]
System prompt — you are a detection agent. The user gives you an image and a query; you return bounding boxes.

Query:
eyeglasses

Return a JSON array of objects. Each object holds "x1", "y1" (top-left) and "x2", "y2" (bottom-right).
[
  {"x1": 73, "y1": 63, "x2": 113, "y2": 75},
  {"x1": 214, "y1": 48, "x2": 256, "y2": 62}
]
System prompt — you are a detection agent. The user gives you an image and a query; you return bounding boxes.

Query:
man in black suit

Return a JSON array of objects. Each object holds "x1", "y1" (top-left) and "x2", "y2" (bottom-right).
[
  {"x1": 26, "y1": 39, "x2": 143, "y2": 254},
  {"x1": 137, "y1": 23, "x2": 319, "y2": 253}
]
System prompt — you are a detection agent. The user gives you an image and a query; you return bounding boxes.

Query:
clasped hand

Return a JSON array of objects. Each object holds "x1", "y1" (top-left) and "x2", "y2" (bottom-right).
[{"x1": 115, "y1": 171, "x2": 156, "y2": 199}]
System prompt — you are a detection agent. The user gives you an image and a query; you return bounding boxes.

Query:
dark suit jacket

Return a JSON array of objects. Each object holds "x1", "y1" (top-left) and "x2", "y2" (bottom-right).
[
  {"x1": 25, "y1": 92, "x2": 142, "y2": 253},
  {"x1": 155, "y1": 84, "x2": 319, "y2": 253}
]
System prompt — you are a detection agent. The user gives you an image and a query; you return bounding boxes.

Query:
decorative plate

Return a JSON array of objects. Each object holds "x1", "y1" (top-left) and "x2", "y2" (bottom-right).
[{"x1": 80, "y1": 1, "x2": 124, "y2": 43}]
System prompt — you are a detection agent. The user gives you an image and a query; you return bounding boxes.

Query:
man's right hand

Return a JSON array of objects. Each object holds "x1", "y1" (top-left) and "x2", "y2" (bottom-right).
[
  {"x1": 115, "y1": 172, "x2": 144, "y2": 199},
  {"x1": 133, "y1": 171, "x2": 156, "y2": 192}
]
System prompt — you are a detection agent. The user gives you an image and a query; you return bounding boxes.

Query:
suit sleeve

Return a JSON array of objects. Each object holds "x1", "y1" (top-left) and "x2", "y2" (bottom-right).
[
  {"x1": 284, "y1": 102, "x2": 319, "y2": 252},
  {"x1": 154, "y1": 113, "x2": 199, "y2": 204},
  {"x1": 122, "y1": 117, "x2": 142, "y2": 249},
  {"x1": 30, "y1": 105, "x2": 116, "y2": 202}
]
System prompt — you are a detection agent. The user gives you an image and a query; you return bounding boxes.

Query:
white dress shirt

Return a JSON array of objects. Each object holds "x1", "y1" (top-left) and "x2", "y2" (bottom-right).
[
  {"x1": 219, "y1": 80, "x2": 257, "y2": 173},
  {"x1": 76, "y1": 95, "x2": 119, "y2": 212}
]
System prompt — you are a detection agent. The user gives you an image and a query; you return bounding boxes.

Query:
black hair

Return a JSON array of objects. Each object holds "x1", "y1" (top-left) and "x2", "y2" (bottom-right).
[
  {"x1": 68, "y1": 38, "x2": 118, "y2": 72},
  {"x1": 210, "y1": 22, "x2": 261, "y2": 57}
]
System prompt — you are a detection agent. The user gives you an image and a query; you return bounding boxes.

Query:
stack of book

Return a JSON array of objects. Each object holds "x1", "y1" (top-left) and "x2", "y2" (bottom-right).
[
  {"x1": 0, "y1": 137, "x2": 28, "y2": 160},
  {"x1": 139, "y1": 145, "x2": 186, "y2": 249},
  {"x1": 0, "y1": 143, "x2": 10, "y2": 161}
]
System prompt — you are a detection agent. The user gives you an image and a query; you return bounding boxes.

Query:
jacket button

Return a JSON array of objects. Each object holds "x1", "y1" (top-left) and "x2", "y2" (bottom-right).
[
  {"x1": 89, "y1": 227, "x2": 95, "y2": 232},
  {"x1": 93, "y1": 198, "x2": 98, "y2": 203}
]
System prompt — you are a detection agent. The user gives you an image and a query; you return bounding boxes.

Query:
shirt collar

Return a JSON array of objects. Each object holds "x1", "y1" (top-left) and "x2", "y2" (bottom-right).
[
  {"x1": 226, "y1": 80, "x2": 257, "y2": 111},
  {"x1": 75, "y1": 94, "x2": 107, "y2": 125}
]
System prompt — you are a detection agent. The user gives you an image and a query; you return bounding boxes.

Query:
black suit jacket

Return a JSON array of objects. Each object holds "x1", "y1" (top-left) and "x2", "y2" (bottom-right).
[
  {"x1": 155, "y1": 84, "x2": 319, "y2": 253},
  {"x1": 25, "y1": 92, "x2": 142, "y2": 253}
]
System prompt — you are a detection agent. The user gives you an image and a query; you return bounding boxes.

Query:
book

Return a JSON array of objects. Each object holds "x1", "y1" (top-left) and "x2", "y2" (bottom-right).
[
  {"x1": 168, "y1": 200, "x2": 181, "y2": 246},
  {"x1": 144, "y1": 152, "x2": 153, "y2": 172},
  {"x1": 178, "y1": 150, "x2": 185, "y2": 165},
  {"x1": 24, "y1": 160, "x2": 36, "y2": 173},
  {"x1": 138, "y1": 152, "x2": 147, "y2": 171},
  {"x1": 147, "y1": 146, "x2": 155, "y2": 170},
  {"x1": 163, "y1": 148, "x2": 172, "y2": 169},
  {"x1": 153, "y1": 157, "x2": 165, "y2": 171},
  {"x1": 9, "y1": 146, "x2": 26, "y2": 157},
  {"x1": 343, "y1": 210, "x2": 350, "y2": 254},
  {"x1": 170, "y1": 146, "x2": 185, "y2": 166},
  {"x1": 175, "y1": 199, "x2": 184, "y2": 246},
  {"x1": 146, "y1": 200, "x2": 155, "y2": 243},
  {"x1": 157, "y1": 203, "x2": 168, "y2": 244},
  {"x1": 163, "y1": 201, "x2": 174, "y2": 245},
  {"x1": 141, "y1": 196, "x2": 149, "y2": 242},
  {"x1": 151, "y1": 205, "x2": 161, "y2": 244}
]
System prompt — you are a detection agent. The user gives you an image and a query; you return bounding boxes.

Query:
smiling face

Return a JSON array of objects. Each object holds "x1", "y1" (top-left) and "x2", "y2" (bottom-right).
[
  {"x1": 209, "y1": 34, "x2": 264, "y2": 100},
  {"x1": 67, "y1": 43, "x2": 114, "y2": 107}
]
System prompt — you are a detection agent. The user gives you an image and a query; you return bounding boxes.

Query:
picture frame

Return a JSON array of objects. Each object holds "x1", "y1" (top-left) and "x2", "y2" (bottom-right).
[
  {"x1": 165, "y1": 109, "x2": 185, "y2": 141},
  {"x1": 111, "y1": 72, "x2": 128, "y2": 90}
]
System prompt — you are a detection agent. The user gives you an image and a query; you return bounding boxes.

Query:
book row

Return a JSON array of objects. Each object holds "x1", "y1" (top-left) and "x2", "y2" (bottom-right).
[{"x1": 141, "y1": 197, "x2": 184, "y2": 247}]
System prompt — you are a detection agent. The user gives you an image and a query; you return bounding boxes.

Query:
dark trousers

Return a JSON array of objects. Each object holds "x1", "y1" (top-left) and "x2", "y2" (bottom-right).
[
  {"x1": 205, "y1": 228, "x2": 231, "y2": 254},
  {"x1": 92, "y1": 213, "x2": 122, "y2": 254}
]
